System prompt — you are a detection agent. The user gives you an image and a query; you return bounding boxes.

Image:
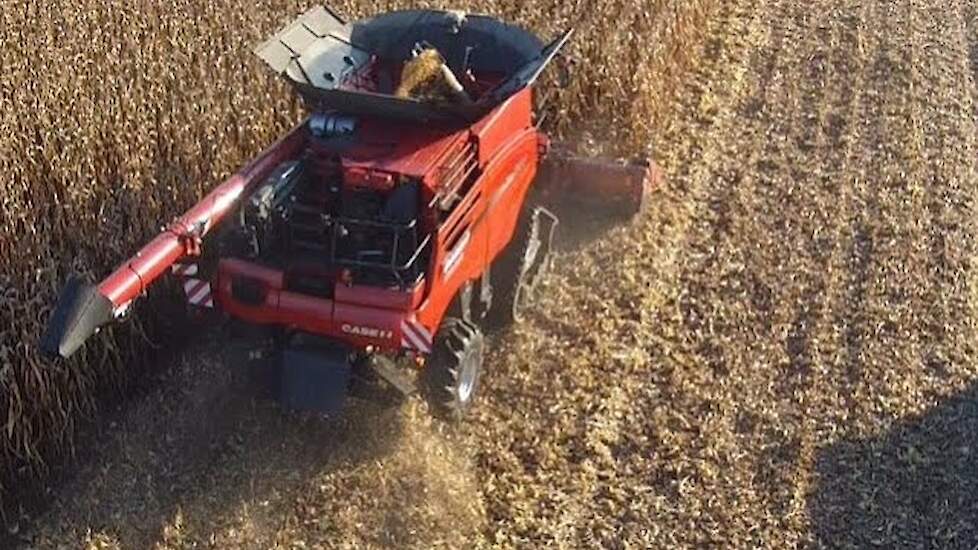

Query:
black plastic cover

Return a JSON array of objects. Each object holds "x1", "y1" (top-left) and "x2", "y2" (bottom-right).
[
  {"x1": 40, "y1": 276, "x2": 114, "y2": 359},
  {"x1": 279, "y1": 334, "x2": 351, "y2": 412}
]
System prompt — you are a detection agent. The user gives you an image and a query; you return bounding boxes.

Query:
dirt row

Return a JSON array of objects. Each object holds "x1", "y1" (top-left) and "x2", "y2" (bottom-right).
[{"x1": 25, "y1": 0, "x2": 978, "y2": 548}]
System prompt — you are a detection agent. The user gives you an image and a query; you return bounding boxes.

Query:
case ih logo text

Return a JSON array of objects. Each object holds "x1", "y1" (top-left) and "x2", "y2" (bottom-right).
[{"x1": 341, "y1": 324, "x2": 393, "y2": 340}]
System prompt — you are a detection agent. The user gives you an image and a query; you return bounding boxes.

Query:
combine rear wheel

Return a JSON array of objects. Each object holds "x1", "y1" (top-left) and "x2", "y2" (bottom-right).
[
  {"x1": 424, "y1": 318, "x2": 485, "y2": 419},
  {"x1": 491, "y1": 206, "x2": 559, "y2": 326}
]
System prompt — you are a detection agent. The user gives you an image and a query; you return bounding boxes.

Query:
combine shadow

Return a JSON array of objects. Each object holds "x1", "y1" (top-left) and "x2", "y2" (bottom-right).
[{"x1": 809, "y1": 381, "x2": 978, "y2": 549}]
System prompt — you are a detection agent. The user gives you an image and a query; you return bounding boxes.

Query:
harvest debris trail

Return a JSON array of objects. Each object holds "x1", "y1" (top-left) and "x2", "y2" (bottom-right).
[
  {"x1": 25, "y1": 0, "x2": 978, "y2": 548},
  {"x1": 475, "y1": 0, "x2": 978, "y2": 546},
  {"x1": 470, "y1": 0, "x2": 770, "y2": 544}
]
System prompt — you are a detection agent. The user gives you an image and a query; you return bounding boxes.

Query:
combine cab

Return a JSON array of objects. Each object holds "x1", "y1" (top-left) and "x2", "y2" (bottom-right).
[{"x1": 41, "y1": 6, "x2": 661, "y2": 418}]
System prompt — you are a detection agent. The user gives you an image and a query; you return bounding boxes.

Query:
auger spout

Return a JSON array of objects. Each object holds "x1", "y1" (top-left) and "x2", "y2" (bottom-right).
[{"x1": 40, "y1": 123, "x2": 308, "y2": 359}]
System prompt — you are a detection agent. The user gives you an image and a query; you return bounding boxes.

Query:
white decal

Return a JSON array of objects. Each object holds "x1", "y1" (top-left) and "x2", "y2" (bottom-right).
[
  {"x1": 170, "y1": 263, "x2": 199, "y2": 277},
  {"x1": 341, "y1": 324, "x2": 394, "y2": 340},
  {"x1": 442, "y1": 230, "x2": 471, "y2": 277},
  {"x1": 182, "y1": 278, "x2": 214, "y2": 308},
  {"x1": 400, "y1": 318, "x2": 433, "y2": 354}
]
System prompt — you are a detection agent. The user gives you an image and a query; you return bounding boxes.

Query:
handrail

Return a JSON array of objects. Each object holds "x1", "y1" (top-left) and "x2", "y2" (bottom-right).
[{"x1": 329, "y1": 218, "x2": 431, "y2": 288}]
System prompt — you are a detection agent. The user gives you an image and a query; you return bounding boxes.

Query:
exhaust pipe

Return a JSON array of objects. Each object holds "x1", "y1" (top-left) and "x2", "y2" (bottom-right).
[{"x1": 40, "y1": 276, "x2": 115, "y2": 359}]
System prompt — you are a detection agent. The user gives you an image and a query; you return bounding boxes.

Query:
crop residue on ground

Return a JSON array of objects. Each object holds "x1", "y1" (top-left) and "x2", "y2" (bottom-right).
[{"x1": 10, "y1": 0, "x2": 978, "y2": 548}]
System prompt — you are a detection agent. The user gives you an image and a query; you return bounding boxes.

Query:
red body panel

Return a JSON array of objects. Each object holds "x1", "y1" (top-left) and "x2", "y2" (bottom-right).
[
  {"x1": 342, "y1": 118, "x2": 469, "y2": 179},
  {"x1": 471, "y1": 88, "x2": 534, "y2": 165},
  {"x1": 216, "y1": 258, "x2": 414, "y2": 351},
  {"x1": 214, "y1": 88, "x2": 539, "y2": 351},
  {"x1": 333, "y1": 282, "x2": 425, "y2": 311},
  {"x1": 416, "y1": 133, "x2": 539, "y2": 329},
  {"x1": 411, "y1": 90, "x2": 538, "y2": 330}
]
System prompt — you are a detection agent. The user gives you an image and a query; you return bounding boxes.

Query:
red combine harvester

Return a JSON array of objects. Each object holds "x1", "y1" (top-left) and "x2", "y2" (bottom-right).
[{"x1": 41, "y1": 7, "x2": 660, "y2": 417}]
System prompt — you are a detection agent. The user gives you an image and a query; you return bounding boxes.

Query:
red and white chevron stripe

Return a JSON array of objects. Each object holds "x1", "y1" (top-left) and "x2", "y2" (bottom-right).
[
  {"x1": 400, "y1": 318, "x2": 432, "y2": 354},
  {"x1": 182, "y1": 277, "x2": 214, "y2": 308},
  {"x1": 170, "y1": 263, "x2": 199, "y2": 277}
]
